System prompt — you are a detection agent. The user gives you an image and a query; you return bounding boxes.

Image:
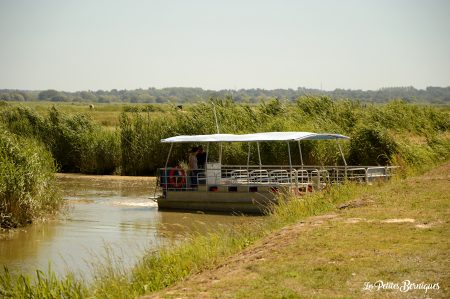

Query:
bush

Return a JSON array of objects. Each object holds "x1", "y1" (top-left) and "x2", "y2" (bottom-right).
[
  {"x1": 0, "y1": 105, "x2": 121, "y2": 174},
  {"x1": 0, "y1": 130, "x2": 62, "y2": 228},
  {"x1": 348, "y1": 126, "x2": 397, "y2": 165},
  {"x1": 120, "y1": 112, "x2": 176, "y2": 175},
  {"x1": 79, "y1": 129, "x2": 121, "y2": 174}
]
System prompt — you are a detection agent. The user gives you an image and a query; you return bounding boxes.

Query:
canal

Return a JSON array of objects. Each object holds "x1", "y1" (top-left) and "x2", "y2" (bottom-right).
[{"x1": 0, "y1": 174, "x2": 256, "y2": 278}]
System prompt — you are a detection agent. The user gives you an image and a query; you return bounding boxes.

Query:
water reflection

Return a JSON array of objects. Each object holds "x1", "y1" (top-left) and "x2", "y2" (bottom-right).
[{"x1": 0, "y1": 174, "x2": 258, "y2": 278}]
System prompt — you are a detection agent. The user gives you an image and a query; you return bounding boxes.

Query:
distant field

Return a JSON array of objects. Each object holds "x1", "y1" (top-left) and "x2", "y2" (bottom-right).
[
  {"x1": 8, "y1": 101, "x2": 449, "y2": 128},
  {"x1": 7, "y1": 101, "x2": 172, "y2": 127}
]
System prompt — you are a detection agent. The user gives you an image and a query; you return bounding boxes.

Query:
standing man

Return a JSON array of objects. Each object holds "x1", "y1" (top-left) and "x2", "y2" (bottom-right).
[
  {"x1": 197, "y1": 145, "x2": 207, "y2": 169},
  {"x1": 188, "y1": 147, "x2": 199, "y2": 187}
]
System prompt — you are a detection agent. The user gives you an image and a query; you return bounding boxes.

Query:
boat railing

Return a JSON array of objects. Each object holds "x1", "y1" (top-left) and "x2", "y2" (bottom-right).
[{"x1": 158, "y1": 165, "x2": 397, "y2": 192}]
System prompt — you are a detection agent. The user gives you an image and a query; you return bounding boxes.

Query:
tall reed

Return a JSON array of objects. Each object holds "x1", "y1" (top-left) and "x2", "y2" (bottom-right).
[
  {"x1": 0, "y1": 130, "x2": 62, "y2": 228},
  {"x1": 119, "y1": 98, "x2": 450, "y2": 174},
  {"x1": 0, "y1": 266, "x2": 86, "y2": 298},
  {"x1": 0, "y1": 105, "x2": 121, "y2": 174},
  {"x1": 1, "y1": 99, "x2": 449, "y2": 176}
]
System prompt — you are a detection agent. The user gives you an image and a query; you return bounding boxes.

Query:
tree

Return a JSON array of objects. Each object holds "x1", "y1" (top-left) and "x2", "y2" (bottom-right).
[{"x1": 38, "y1": 89, "x2": 59, "y2": 100}]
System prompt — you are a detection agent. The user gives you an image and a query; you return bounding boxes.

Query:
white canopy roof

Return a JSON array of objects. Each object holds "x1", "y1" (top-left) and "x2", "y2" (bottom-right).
[{"x1": 161, "y1": 132, "x2": 349, "y2": 143}]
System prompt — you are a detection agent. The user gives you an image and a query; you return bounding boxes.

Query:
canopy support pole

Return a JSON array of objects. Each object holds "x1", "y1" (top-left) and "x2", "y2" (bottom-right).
[
  {"x1": 247, "y1": 142, "x2": 251, "y2": 170},
  {"x1": 164, "y1": 143, "x2": 173, "y2": 169},
  {"x1": 297, "y1": 140, "x2": 304, "y2": 169},
  {"x1": 205, "y1": 143, "x2": 209, "y2": 165},
  {"x1": 212, "y1": 104, "x2": 220, "y2": 134},
  {"x1": 288, "y1": 141, "x2": 295, "y2": 187},
  {"x1": 212, "y1": 103, "x2": 222, "y2": 165},
  {"x1": 257, "y1": 142, "x2": 262, "y2": 169},
  {"x1": 337, "y1": 140, "x2": 347, "y2": 180},
  {"x1": 337, "y1": 141, "x2": 347, "y2": 166},
  {"x1": 287, "y1": 142, "x2": 292, "y2": 171}
]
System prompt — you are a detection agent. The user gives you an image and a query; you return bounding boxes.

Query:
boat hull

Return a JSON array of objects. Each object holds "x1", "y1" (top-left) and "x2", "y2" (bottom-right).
[{"x1": 157, "y1": 190, "x2": 277, "y2": 214}]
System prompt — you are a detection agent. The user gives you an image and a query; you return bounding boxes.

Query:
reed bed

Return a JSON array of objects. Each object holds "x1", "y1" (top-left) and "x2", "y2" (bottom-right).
[
  {"x1": 1, "y1": 98, "x2": 449, "y2": 176},
  {"x1": 0, "y1": 130, "x2": 62, "y2": 229}
]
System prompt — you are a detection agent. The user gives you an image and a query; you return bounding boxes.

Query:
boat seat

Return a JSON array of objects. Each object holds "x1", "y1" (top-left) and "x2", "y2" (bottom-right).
[
  {"x1": 346, "y1": 167, "x2": 366, "y2": 182},
  {"x1": 292, "y1": 169, "x2": 310, "y2": 184},
  {"x1": 269, "y1": 170, "x2": 290, "y2": 183},
  {"x1": 197, "y1": 171, "x2": 206, "y2": 185},
  {"x1": 311, "y1": 169, "x2": 329, "y2": 180},
  {"x1": 230, "y1": 170, "x2": 249, "y2": 184},
  {"x1": 311, "y1": 169, "x2": 330, "y2": 190},
  {"x1": 249, "y1": 170, "x2": 270, "y2": 183},
  {"x1": 366, "y1": 167, "x2": 388, "y2": 182},
  {"x1": 328, "y1": 168, "x2": 343, "y2": 184}
]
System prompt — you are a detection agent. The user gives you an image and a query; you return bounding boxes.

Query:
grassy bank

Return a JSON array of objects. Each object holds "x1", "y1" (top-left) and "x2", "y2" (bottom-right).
[
  {"x1": 1, "y1": 163, "x2": 448, "y2": 298},
  {"x1": 149, "y1": 163, "x2": 449, "y2": 298}
]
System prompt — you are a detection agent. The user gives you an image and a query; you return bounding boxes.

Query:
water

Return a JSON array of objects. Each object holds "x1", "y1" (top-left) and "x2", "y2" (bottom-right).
[{"x1": 0, "y1": 174, "x2": 257, "y2": 278}]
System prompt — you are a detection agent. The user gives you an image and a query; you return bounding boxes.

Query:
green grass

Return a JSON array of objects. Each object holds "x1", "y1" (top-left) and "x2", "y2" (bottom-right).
[
  {"x1": 149, "y1": 163, "x2": 450, "y2": 298},
  {"x1": 0, "y1": 265, "x2": 86, "y2": 298}
]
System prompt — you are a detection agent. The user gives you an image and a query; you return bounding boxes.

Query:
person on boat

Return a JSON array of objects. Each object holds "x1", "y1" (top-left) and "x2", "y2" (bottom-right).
[
  {"x1": 189, "y1": 147, "x2": 199, "y2": 187},
  {"x1": 196, "y1": 145, "x2": 207, "y2": 169}
]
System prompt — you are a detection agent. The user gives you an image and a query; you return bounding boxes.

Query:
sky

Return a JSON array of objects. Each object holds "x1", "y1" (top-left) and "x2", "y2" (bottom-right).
[{"x1": 0, "y1": 0, "x2": 449, "y2": 91}]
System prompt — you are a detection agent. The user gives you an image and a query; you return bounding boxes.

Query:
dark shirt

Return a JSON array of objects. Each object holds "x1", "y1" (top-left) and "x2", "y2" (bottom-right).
[{"x1": 197, "y1": 152, "x2": 207, "y2": 169}]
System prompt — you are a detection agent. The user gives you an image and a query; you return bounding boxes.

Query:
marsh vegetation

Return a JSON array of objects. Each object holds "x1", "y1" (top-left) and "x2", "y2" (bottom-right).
[
  {"x1": 0, "y1": 96, "x2": 449, "y2": 297},
  {"x1": 0, "y1": 97, "x2": 449, "y2": 227},
  {"x1": 0, "y1": 130, "x2": 61, "y2": 229},
  {"x1": 1, "y1": 97, "x2": 449, "y2": 177}
]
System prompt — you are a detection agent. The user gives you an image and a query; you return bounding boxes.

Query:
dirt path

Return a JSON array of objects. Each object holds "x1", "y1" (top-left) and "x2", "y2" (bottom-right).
[{"x1": 144, "y1": 163, "x2": 450, "y2": 298}]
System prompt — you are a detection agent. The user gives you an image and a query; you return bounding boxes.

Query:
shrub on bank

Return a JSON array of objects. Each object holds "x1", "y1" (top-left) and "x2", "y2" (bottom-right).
[
  {"x1": 0, "y1": 106, "x2": 121, "y2": 174},
  {"x1": 348, "y1": 126, "x2": 397, "y2": 165},
  {"x1": 0, "y1": 130, "x2": 62, "y2": 229}
]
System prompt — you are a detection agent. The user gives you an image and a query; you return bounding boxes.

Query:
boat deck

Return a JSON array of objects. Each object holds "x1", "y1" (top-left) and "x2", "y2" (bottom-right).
[
  {"x1": 159, "y1": 164, "x2": 396, "y2": 192},
  {"x1": 156, "y1": 164, "x2": 396, "y2": 213},
  {"x1": 156, "y1": 131, "x2": 397, "y2": 213}
]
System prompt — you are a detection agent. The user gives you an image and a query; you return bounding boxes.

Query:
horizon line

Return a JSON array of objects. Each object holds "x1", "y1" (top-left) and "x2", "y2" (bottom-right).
[{"x1": 1, "y1": 85, "x2": 449, "y2": 93}]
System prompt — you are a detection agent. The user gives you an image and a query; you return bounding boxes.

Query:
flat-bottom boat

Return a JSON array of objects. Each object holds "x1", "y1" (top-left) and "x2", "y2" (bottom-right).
[{"x1": 156, "y1": 132, "x2": 395, "y2": 214}]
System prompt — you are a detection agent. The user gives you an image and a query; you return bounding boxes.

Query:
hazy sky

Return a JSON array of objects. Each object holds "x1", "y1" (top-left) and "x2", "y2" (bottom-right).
[{"x1": 0, "y1": 0, "x2": 449, "y2": 91}]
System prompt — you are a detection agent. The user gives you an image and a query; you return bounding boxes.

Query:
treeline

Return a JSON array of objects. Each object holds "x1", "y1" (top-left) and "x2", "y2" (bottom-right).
[
  {"x1": 1, "y1": 86, "x2": 449, "y2": 104},
  {"x1": 1, "y1": 97, "x2": 449, "y2": 177}
]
